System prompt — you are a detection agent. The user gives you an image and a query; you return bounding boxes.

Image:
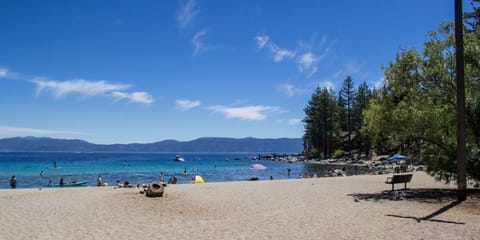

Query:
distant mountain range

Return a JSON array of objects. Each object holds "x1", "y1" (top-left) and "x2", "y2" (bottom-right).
[{"x1": 0, "y1": 136, "x2": 303, "y2": 153}]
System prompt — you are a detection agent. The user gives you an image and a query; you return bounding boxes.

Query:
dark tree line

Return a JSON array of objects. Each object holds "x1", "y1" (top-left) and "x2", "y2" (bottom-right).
[{"x1": 303, "y1": 77, "x2": 373, "y2": 159}]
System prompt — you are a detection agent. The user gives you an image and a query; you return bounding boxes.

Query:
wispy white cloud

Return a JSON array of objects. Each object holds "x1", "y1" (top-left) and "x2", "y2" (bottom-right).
[
  {"x1": 276, "y1": 83, "x2": 306, "y2": 97},
  {"x1": 255, "y1": 34, "x2": 295, "y2": 62},
  {"x1": 0, "y1": 67, "x2": 8, "y2": 77},
  {"x1": 192, "y1": 30, "x2": 210, "y2": 56},
  {"x1": 29, "y1": 78, "x2": 154, "y2": 105},
  {"x1": 207, "y1": 105, "x2": 280, "y2": 121},
  {"x1": 31, "y1": 79, "x2": 130, "y2": 99},
  {"x1": 255, "y1": 34, "x2": 269, "y2": 49},
  {"x1": 333, "y1": 70, "x2": 343, "y2": 79},
  {"x1": 287, "y1": 118, "x2": 302, "y2": 125},
  {"x1": 0, "y1": 126, "x2": 89, "y2": 137},
  {"x1": 176, "y1": 99, "x2": 201, "y2": 111},
  {"x1": 3, "y1": 68, "x2": 154, "y2": 105},
  {"x1": 111, "y1": 91, "x2": 154, "y2": 105},
  {"x1": 268, "y1": 44, "x2": 295, "y2": 62},
  {"x1": 276, "y1": 118, "x2": 303, "y2": 125},
  {"x1": 255, "y1": 34, "x2": 331, "y2": 77},
  {"x1": 297, "y1": 51, "x2": 323, "y2": 76},
  {"x1": 176, "y1": 0, "x2": 199, "y2": 29}
]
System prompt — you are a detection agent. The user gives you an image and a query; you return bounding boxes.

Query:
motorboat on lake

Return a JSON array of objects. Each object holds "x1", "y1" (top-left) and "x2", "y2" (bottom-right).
[{"x1": 174, "y1": 155, "x2": 185, "y2": 162}]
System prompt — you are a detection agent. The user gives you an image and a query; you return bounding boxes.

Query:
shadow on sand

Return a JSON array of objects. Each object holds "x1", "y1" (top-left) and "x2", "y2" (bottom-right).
[{"x1": 349, "y1": 188, "x2": 480, "y2": 225}]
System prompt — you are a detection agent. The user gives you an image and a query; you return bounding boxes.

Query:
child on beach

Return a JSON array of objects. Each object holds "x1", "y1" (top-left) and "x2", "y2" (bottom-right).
[{"x1": 159, "y1": 172, "x2": 164, "y2": 182}]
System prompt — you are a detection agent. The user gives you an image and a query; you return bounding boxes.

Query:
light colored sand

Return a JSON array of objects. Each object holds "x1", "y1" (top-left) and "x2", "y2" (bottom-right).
[{"x1": 0, "y1": 172, "x2": 479, "y2": 240}]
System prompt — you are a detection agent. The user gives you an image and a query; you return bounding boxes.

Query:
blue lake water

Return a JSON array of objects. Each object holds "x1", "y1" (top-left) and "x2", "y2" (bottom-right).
[{"x1": 0, "y1": 152, "x2": 363, "y2": 189}]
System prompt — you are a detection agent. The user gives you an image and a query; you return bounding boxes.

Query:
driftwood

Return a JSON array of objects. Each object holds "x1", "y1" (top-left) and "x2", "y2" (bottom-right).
[{"x1": 145, "y1": 182, "x2": 164, "y2": 197}]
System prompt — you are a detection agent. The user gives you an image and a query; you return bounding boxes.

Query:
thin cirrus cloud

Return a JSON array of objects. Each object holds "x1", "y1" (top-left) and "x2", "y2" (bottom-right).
[
  {"x1": 276, "y1": 83, "x2": 306, "y2": 97},
  {"x1": 207, "y1": 105, "x2": 280, "y2": 121},
  {"x1": 176, "y1": 0, "x2": 199, "y2": 29},
  {"x1": 31, "y1": 78, "x2": 154, "y2": 105},
  {"x1": 297, "y1": 52, "x2": 323, "y2": 76},
  {"x1": 111, "y1": 91, "x2": 154, "y2": 105},
  {"x1": 255, "y1": 34, "x2": 327, "y2": 77},
  {"x1": 175, "y1": 99, "x2": 201, "y2": 111},
  {"x1": 0, "y1": 67, "x2": 8, "y2": 77},
  {"x1": 31, "y1": 78, "x2": 130, "y2": 98},
  {"x1": 287, "y1": 118, "x2": 302, "y2": 125},
  {"x1": 255, "y1": 34, "x2": 295, "y2": 62},
  {"x1": 192, "y1": 30, "x2": 210, "y2": 56},
  {"x1": 0, "y1": 126, "x2": 89, "y2": 137},
  {"x1": 255, "y1": 34, "x2": 269, "y2": 50}
]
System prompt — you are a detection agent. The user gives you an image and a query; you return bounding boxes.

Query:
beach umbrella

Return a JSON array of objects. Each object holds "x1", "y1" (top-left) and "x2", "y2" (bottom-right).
[
  {"x1": 194, "y1": 175, "x2": 205, "y2": 184},
  {"x1": 387, "y1": 154, "x2": 409, "y2": 161},
  {"x1": 249, "y1": 163, "x2": 267, "y2": 171}
]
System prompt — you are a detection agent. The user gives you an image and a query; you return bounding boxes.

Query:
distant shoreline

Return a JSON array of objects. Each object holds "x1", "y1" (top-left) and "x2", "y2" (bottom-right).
[{"x1": 0, "y1": 136, "x2": 303, "y2": 153}]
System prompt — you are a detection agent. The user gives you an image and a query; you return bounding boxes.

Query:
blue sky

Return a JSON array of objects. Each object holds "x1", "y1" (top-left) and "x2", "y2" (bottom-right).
[{"x1": 0, "y1": 0, "x2": 458, "y2": 144}]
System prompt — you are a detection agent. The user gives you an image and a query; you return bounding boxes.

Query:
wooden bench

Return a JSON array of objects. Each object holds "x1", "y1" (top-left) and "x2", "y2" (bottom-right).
[{"x1": 385, "y1": 174, "x2": 413, "y2": 191}]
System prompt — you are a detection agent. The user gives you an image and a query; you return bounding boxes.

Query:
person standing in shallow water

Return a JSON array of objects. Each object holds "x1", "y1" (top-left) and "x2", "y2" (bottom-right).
[
  {"x1": 97, "y1": 175, "x2": 102, "y2": 186},
  {"x1": 10, "y1": 176, "x2": 17, "y2": 188}
]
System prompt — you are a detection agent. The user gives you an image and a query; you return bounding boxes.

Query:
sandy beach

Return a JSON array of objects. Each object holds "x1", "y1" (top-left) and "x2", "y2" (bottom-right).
[{"x1": 1, "y1": 172, "x2": 479, "y2": 240}]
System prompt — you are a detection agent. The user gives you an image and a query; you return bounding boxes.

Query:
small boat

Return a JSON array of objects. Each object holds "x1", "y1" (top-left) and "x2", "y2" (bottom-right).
[
  {"x1": 54, "y1": 181, "x2": 88, "y2": 187},
  {"x1": 174, "y1": 155, "x2": 185, "y2": 162}
]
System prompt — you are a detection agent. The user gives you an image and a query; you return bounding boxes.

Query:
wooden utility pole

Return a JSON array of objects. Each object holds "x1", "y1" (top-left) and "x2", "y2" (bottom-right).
[{"x1": 455, "y1": 0, "x2": 467, "y2": 201}]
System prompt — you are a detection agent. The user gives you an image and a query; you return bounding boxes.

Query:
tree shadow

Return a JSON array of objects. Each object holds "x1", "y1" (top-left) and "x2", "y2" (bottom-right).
[
  {"x1": 387, "y1": 201, "x2": 464, "y2": 224},
  {"x1": 349, "y1": 188, "x2": 480, "y2": 225},
  {"x1": 349, "y1": 188, "x2": 480, "y2": 203}
]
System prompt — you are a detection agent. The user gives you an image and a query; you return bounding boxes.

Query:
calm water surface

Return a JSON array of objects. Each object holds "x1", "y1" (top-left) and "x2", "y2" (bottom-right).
[{"x1": 0, "y1": 152, "x2": 364, "y2": 189}]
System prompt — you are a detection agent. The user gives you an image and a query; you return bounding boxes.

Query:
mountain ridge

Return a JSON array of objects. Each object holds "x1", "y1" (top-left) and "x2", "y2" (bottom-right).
[{"x1": 0, "y1": 136, "x2": 303, "y2": 153}]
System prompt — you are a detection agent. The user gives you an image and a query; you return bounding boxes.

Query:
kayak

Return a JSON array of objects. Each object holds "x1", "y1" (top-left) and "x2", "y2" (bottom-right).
[{"x1": 54, "y1": 181, "x2": 88, "y2": 187}]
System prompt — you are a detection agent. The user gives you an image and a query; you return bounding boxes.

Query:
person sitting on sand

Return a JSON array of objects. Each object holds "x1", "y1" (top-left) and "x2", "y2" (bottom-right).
[{"x1": 116, "y1": 180, "x2": 123, "y2": 187}]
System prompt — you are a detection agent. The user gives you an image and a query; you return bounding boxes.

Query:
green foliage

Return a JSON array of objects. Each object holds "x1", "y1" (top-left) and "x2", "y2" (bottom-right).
[
  {"x1": 332, "y1": 149, "x2": 344, "y2": 159},
  {"x1": 308, "y1": 149, "x2": 324, "y2": 159},
  {"x1": 362, "y1": 7, "x2": 480, "y2": 182}
]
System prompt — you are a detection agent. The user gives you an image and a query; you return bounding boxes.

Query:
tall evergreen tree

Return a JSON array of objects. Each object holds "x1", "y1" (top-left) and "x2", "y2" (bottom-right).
[
  {"x1": 340, "y1": 76, "x2": 355, "y2": 157},
  {"x1": 352, "y1": 81, "x2": 372, "y2": 155},
  {"x1": 303, "y1": 86, "x2": 339, "y2": 157}
]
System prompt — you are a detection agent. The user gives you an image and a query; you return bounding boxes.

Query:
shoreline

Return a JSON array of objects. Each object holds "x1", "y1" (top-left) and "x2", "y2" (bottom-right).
[{"x1": 1, "y1": 172, "x2": 479, "y2": 240}]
